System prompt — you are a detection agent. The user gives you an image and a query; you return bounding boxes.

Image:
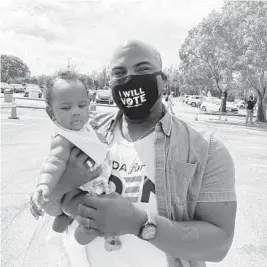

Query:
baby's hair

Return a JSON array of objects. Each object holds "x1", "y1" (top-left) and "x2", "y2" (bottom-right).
[{"x1": 44, "y1": 70, "x2": 89, "y2": 107}]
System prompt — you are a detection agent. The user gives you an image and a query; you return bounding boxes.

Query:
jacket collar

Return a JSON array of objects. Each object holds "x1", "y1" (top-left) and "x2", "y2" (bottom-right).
[{"x1": 107, "y1": 104, "x2": 172, "y2": 137}]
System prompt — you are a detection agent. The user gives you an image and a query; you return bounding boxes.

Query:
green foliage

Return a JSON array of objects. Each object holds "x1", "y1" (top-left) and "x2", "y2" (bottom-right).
[
  {"x1": 179, "y1": 1, "x2": 267, "y2": 120},
  {"x1": 1, "y1": 55, "x2": 30, "y2": 83}
]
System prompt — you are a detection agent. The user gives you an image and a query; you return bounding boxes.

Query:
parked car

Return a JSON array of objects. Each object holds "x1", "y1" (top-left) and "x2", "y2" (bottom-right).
[
  {"x1": 200, "y1": 97, "x2": 221, "y2": 112},
  {"x1": 95, "y1": 89, "x2": 114, "y2": 105},
  {"x1": 88, "y1": 89, "x2": 97, "y2": 102},
  {"x1": 225, "y1": 102, "x2": 239, "y2": 114},
  {"x1": 234, "y1": 99, "x2": 245, "y2": 109},
  {"x1": 200, "y1": 97, "x2": 238, "y2": 113},
  {"x1": 181, "y1": 95, "x2": 191, "y2": 103},
  {"x1": 187, "y1": 95, "x2": 205, "y2": 107},
  {"x1": 10, "y1": 83, "x2": 25, "y2": 93},
  {"x1": 0, "y1": 82, "x2": 12, "y2": 93},
  {"x1": 24, "y1": 84, "x2": 42, "y2": 98}
]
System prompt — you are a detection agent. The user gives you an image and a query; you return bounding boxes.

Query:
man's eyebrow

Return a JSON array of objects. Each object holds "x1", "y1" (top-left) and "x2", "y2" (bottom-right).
[{"x1": 134, "y1": 61, "x2": 152, "y2": 68}]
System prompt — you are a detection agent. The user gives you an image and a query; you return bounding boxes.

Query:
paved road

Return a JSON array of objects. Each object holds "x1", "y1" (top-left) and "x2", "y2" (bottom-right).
[{"x1": 1, "y1": 104, "x2": 267, "y2": 267}]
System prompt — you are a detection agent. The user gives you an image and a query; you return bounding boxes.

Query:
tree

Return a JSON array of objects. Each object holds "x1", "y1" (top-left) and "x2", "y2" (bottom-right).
[
  {"x1": 179, "y1": 10, "x2": 237, "y2": 112},
  {"x1": 221, "y1": 1, "x2": 267, "y2": 121},
  {"x1": 179, "y1": 1, "x2": 267, "y2": 121},
  {"x1": 164, "y1": 65, "x2": 182, "y2": 96},
  {"x1": 1, "y1": 55, "x2": 30, "y2": 83}
]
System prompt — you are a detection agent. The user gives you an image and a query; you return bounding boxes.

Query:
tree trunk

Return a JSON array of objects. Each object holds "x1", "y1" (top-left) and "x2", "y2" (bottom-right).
[
  {"x1": 219, "y1": 91, "x2": 228, "y2": 112},
  {"x1": 256, "y1": 96, "x2": 267, "y2": 122}
]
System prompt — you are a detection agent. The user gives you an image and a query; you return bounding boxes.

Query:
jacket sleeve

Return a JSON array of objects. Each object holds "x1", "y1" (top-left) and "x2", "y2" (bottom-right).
[{"x1": 198, "y1": 135, "x2": 236, "y2": 202}]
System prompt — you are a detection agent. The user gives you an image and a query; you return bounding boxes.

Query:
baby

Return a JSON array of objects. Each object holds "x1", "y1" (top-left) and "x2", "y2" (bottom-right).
[{"x1": 30, "y1": 71, "x2": 115, "y2": 246}]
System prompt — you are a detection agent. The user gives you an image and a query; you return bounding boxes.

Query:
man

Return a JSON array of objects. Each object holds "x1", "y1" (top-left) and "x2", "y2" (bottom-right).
[
  {"x1": 245, "y1": 95, "x2": 256, "y2": 124},
  {"x1": 50, "y1": 40, "x2": 236, "y2": 267},
  {"x1": 168, "y1": 91, "x2": 175, "y2": 114}
]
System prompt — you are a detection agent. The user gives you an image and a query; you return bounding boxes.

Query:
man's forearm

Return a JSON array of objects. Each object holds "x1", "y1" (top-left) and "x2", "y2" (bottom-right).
[{"x1": 148, "y1": 215, "x2": 232, "y2": 262}]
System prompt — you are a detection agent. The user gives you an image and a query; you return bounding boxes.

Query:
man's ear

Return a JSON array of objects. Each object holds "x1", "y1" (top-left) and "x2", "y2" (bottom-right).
[
  {"x1": 161, "y1": 72, "x2": 168, "y2": 82},
  {"x1": 46, "y1": 106, "x2": 56, "y2": 121}
]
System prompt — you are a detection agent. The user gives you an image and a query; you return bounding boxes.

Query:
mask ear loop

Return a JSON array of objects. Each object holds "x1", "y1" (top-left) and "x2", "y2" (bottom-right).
[{"x1": 161, "y1": 72, "x2": 168, "y2": 82}]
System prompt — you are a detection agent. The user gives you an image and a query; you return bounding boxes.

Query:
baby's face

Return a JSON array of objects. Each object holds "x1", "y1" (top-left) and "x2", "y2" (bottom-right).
[{"x1": 51, "y1": 79, "x2": 90, "y2": 130}]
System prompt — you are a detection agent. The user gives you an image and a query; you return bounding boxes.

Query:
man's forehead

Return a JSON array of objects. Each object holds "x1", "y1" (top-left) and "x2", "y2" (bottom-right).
[{"x1": 110, "y1": 41, "x2": 162, "y2": 69}]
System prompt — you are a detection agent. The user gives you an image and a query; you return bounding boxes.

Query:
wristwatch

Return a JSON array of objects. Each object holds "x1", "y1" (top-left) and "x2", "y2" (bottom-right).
[{"x1": 138, "y1": 210, "x2": 157, "y2": 241}]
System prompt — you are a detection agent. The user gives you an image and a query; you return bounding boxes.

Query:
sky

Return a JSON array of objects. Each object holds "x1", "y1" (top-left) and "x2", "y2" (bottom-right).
[{"x1": 0, "y1": 0, "x2": 224, "y2": 76}]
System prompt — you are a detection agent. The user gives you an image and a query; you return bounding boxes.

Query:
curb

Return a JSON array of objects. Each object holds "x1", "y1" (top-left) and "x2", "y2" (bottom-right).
[{"x1": 197, "y1": 112, "x2": 247, "y2": 118}]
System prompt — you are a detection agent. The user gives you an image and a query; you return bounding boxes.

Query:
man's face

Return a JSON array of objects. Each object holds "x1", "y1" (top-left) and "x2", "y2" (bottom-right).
[{"x1": 110, "y1": 44, "x2": 165, "y2": 95}]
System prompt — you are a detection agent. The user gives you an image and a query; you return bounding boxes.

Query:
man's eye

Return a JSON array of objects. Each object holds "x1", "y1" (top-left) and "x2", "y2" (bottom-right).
[
  {"x1": 113, "y1": 69, "x2": 126, "y2": 76},
  {"x1": 60, "y1": 107, "x2": 70, "y2": 110},
  {"x1": 138, "y1": 66, "x2": 150, "y2": 71}
]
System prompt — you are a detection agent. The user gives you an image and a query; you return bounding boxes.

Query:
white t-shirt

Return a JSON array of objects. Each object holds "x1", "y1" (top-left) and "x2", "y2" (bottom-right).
[{"x1": 85, "y1": 125, "x2": 168, "y2": 267}]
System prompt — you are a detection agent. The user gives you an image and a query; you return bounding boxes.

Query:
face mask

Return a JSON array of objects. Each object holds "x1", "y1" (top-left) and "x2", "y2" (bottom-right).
[{"x1": 111, "y1": 71, "x2": 162, "y2": 120}]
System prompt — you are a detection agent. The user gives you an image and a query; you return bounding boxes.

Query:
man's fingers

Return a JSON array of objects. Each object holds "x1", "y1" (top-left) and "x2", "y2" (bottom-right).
[
  {"x1": 78, "y1": 204, "x2": 97, "y2": 219},
  {"x1": 86, "y1": 165, "x2": 103, "y2": 183},
  {"x1": 77, "y1": 152, "x2": 90, "y2": 166},
  {"x1": 81, "y1": 226, "x2": 105, "y2": 237},
  {"x1": 83, "y1": 194, "x2": 104, "y2": 209},
  {"x1": 69, "y1": 147, "x2": 81, "y2": 161},
  {"x1": 76, "y1": 216, "x2": 99, "y2": 231}
]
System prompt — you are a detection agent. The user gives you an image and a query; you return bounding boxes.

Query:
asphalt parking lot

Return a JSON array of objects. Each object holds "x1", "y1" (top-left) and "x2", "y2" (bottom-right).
[{"x1": 1, "y1": 99, "x2": 267, "y2": 267}]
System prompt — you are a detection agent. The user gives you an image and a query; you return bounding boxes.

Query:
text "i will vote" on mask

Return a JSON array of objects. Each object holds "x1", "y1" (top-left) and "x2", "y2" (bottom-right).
[{"x1": 119, "y1": 88, "x2": 147, "y2": 107}]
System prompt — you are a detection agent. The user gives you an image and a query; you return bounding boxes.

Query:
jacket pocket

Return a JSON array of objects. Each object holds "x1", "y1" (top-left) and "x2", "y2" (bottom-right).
[{"x1": 167, "y1": 160, "x2": 198, "y2": 205}]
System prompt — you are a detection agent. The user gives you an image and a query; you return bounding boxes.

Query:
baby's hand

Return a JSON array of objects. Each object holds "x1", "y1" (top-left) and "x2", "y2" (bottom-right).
[{"x1": 30, "y1": 185, "x2": 50, "y2": 219}]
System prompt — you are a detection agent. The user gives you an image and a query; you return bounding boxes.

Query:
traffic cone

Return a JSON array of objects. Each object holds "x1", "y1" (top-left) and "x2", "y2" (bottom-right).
[{"x1": 9, "y1": 102, "x2": 19, "y2": 119}]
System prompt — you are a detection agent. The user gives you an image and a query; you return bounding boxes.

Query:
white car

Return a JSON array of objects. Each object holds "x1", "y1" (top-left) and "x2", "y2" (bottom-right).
[
  {"x1": 187, "y1": 95, "x2": 205, "y2": 107},
  {"x1": 24, "y1": 84, "x2": 43, "y2": 98},
  {"x1": 10, "y1": 83, "x2": 25, "y2": 93},
  {"x1": 0, "y1": 82, "x2": 12, "y2": 93},
  {"x1": 96, "y1": 89, "x2": 114, "y2": 105},
  {"x1": 200, "y1": 97, "x2": 221, "y2": 112},
  {"x1": 200, "y1": 97, "x2": 238, "y2": 114},
  {"x1": 234, "y1": 99, "x2": 245, "y2": 109}
]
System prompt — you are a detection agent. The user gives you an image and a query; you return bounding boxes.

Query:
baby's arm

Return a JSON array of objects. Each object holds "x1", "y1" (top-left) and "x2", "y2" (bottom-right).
[
  {"x1": 39, "y1": 135, "x2": 72, "y2": 190},
  {"x1": 31, "y1": 135, "x2": 72, "y2": 217}
]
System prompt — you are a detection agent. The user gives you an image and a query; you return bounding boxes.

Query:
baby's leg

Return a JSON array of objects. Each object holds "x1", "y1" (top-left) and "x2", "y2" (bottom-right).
[
  {"x1": 44, "y1": 195, "x2": 63, "y2": 217},
  {"x1": 52, "y1": 213, "x2": 74, "y2": 233},
  {"x1": 74, "y1": 225, "x2": 97, "y2": 245}
]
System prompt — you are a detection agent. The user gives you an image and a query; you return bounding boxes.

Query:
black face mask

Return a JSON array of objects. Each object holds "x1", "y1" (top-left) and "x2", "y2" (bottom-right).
[{"x1": 111, "y1": 71, "x2": 162, "y2": 120}]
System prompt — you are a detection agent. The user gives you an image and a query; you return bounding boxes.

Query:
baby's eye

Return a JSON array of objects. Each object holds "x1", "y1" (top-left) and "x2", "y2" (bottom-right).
[
  {"x1": 60, "y1": 107, "x2": 71, "y2": 110},
  {"x1": 79, "y1": 104, "x2": 87, "y2": 108}
]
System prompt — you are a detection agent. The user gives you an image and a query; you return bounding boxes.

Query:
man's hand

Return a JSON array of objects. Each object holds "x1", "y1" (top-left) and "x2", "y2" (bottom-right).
[{"x1": 76, "y1": 192, "x2": 147, "y2": 237}]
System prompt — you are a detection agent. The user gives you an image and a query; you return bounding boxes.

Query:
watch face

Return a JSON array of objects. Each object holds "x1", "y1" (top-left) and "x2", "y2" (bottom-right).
[{"x1": 141, "y1": 223, "x2": 157, "y2": 240}]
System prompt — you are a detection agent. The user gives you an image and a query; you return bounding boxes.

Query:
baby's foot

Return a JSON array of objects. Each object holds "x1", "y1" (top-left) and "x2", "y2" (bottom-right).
[
  {"x1": 74, "y1": 225, "x2": 97, "y2": 245},
  {"x1": 52, "y1": 213, "x2": 73, "y2": 233}
]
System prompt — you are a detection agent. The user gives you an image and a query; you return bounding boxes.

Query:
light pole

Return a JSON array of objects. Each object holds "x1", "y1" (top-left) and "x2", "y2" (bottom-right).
[{"x1": 67, "y1": 57, "x2": 71, "y2": 70}]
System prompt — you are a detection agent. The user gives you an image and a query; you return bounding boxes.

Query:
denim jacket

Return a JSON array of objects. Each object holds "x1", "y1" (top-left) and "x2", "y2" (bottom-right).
[{"x1": 89, "y1": 107, "x2": 236, "y2": 267}]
